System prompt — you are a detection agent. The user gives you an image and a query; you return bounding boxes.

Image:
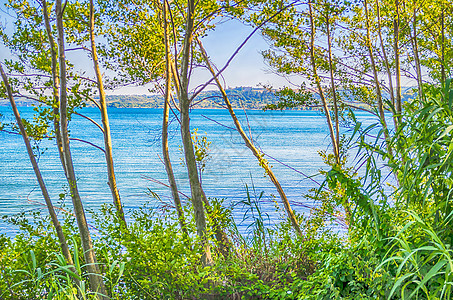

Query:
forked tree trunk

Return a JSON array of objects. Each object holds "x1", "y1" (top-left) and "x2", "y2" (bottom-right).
[
  {"x1": 167, "y1": 31, "x2": 230, "y2": 254},
  {"x1": 178, "y1": 0, "x2": 212, "y2": 266},
  {"x1": 89, "y1": 0, "x2": 127, "y2": 227},
  {"x1": 0, "y1": 64, "x2": 77, "y2": 282},
  {"x1": 196, "y1": 38, "x2": 303, "y2": 237},
  {"x1": 162, "y1": 0, "x2": 188, "y2": 237},
  {"x1": 55, "y1": 0, "x2": 107, "y2": 297}
]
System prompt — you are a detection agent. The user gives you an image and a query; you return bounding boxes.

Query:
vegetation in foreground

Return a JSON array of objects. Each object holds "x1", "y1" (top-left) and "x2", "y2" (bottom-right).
[{"x1": 2, "y1": 82, "x2": 453, "y2": 299}]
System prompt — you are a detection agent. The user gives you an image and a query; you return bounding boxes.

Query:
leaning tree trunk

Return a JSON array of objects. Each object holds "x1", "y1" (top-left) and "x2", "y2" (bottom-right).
[
  {"x1": 196, "y1": 38, "x2": 303, "y2": 237},
  {"x1": 89, "y1": 0, "x2": 127, "y2": 227},
  {"x1": 162, "y1": 0, "x2": 188, "y2": 237},
  {"x1": 177, "y1": 0, "x2": 213, "y2": 266},
  {"x1": 0, "y1": 64, "x2": 78, "y2": 283},
  {"x1": 55, "y1": 1, "x2": 107, "y2": 297}
]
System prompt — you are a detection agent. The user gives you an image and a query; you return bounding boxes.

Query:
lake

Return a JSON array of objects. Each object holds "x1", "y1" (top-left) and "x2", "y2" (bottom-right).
[{"x1": 0, "y1": 107, "x2": 378, "y2": 235}]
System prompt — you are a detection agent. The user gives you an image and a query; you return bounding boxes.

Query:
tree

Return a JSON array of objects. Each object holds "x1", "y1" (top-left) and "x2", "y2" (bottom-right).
[
  {"x1": 1, "y1": 0, "x2": 108, "y2": 295},
  {"x1": 97, "y1": 0, "x2": 189, "y2": 236},
  {"x1": 88, "y1": 0, "x2": 127, "y2": 226},
  {"x1": 162, "y1": 0, "x2": 188, "y2": 237},
  {"x1": 98, "y1": 0, "x2": 244, "y2": 263},
  {"x1": 176, "y1": 0, "x2": 213, "y2": 266},
  {"x1": 196, "y1": 37, "x2": 303, "y2": 236},
  {"x1": 55, "y1": 0, "x2": 107, "y2": 296},
  {"x1": 0, "y1": 62, "x2": 80, "y2": 288}
]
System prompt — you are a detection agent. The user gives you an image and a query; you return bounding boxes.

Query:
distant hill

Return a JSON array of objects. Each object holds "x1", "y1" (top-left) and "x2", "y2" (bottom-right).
[
  {"x1": 104, "y1": 87, "x2": 282, "y2": 109},
  {"x1": 0, "y1": 87, "x2": 282, "y2": 109},
  {"x1": 0, "y1": 86, "x2": 418, "y2": 109}
]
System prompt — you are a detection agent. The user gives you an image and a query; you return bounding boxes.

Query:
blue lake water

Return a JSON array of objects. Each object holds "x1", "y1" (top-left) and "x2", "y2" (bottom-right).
[{"x1": 0, "y1": 107, "x2": 379, "y2": 235}]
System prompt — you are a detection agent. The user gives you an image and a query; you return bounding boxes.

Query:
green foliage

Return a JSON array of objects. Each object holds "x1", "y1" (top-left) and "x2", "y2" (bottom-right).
[
  {"x1": 91, "y1": 203, "x2": 216, "y2": 299},
  {"x1": 191, "y1": 128, "x2": 212, "y2": 175},
  {"x1": 0, "y1": 195, "x2": 336, "y2": 299},
  {"x1": 0, "y1": 211, "x2": 78, "y2": 299},
  {"x1": 0, "y1": 0, "x2": 95, "y2": 144},
  {"x1": 264, "y1": 85, "x2": 316, "y2": 110},
  {"x1": 3, "y1": 0, "x2": 453, "y2": 299},
  {"x1": 390, "y1": 81, "x2": 453, "y2": 216},
  {"x1": 378, "y1": 210, "x2": 453, "y2": 299},
  {"x1": 302, "y1": 80, "x2": 453, "y2": 300},
  {"x1": 363, "y1": 81, "x2": 453, "y2": 300}
]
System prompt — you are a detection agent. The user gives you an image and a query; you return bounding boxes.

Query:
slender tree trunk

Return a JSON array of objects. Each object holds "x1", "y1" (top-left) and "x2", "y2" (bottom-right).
[
  {"x1": 55, "y1": 1, "x2": 107, "y2": 297},
  {"x1": 394, "y1": 0, "x2": 402, "y2": 124},
  {"x1": 196, "y1": 38, "x2": 303, "y2": 237},
  {"x1": 166, "y1": 25, "x2": 230, "y2": 252},
  {"x1": 41, "y1": 0, "x2": 67, "y2": 174},
  {"x1": 364, "y1": 0, "x2": 394, "y2": 159},
  {"x1": 325, "y1": 13, "x2": 340, "y2": 165},
  {"x1": 308, "y1": 1, "x2": 339, "y2": 162},
  {"x1": 0, "y1": 64, "x2": 77, "y2": 281},
  {"x1": 89, "y1": 0, "x2": 127, "y2": 227},
  {"x1": 410, "y1": 5, "x2": 423, "y2": 99},
  {"x1": 308, "y1": 1, "x2": 352, "y2": 223},
  {"x1": 162, "y1": 0, "x2": 188, "y2": 237},
  {"x1": 178, "y1": 0, "x2": 212, "y2": 266},
  {"x1": 41, "y1": 2, "x2": 82, "y2": 290},
  {"x1": 441, "y1": 7, "x2": 446, "y2": 83},
  {"x1": 376, "y1": 0, "x2": 398, "y2": 129}
]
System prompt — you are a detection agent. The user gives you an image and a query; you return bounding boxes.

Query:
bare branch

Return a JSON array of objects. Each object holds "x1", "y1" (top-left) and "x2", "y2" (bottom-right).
[
  {"x1": 73, "y1": 112, "x2": 104, "y2": 133},
  {"x1": 191, "y1": 1, "x2": 300, "y2": 101}
]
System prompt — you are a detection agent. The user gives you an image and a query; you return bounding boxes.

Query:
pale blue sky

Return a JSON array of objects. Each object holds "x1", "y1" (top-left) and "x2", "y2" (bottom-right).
[
  {"x1": 191, "y1": 19, "x2": 296, "y2": 90},
  {"x1": 116, "y1": 18, "x2": 298, "y2": 95},
  {"x1": 0, "y1": 1, "x2": 297, "y2": 95}
]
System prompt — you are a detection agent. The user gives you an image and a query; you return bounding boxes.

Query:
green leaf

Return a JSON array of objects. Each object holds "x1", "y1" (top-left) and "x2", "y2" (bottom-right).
[
  {"x1": 388, "y1": 273, "x2": 415, "y2": 300},
  {"x1": 408, "y1": 259, "x2": 448, "y2": 298},
  {"x1": 438, "y1": 125, "x2": 453, "y2": 140}
]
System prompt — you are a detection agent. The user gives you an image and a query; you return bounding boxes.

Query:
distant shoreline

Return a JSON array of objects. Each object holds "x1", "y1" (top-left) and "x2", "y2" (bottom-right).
[{"x1": 0, "y1": 102, "x2": 315, "y2": 111}]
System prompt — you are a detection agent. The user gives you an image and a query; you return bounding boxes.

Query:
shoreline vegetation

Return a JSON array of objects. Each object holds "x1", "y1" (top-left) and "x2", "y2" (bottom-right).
[
  {"x1": 0, "y1": 87, "x2": 284, "y2": 109},
  {"x1": 0, "y1": 86, "x2": 415, "y2": 110}
]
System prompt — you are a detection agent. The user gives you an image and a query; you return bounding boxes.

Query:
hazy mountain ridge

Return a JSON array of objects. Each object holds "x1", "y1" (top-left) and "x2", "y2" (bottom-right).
[
  {"x1": 104, "y1": 87, "x2": 281, "y2": 109},
  {"x1": 0, "y1": 86, "x2": 417, "y2": 109},
  {"x1": 0, "y1": 87, "x2": 280, "y2": 109}
]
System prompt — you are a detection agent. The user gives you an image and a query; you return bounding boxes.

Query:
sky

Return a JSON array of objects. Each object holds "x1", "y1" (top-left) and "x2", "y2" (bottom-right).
[
  {"x1": 112, "y1": 19, "x2": 297, "y2": 95},
  {"x1": 0, "y1": 1, "x2": 297, "y2": 95},
  {"x1": 0, "y1": 1, "x2": 421, "y2": 97}
]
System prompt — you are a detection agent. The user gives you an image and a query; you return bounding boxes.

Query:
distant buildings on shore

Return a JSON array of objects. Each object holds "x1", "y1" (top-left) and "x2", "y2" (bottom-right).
[{"x1": 0, "y1": 86, "x2": 417, "y2": 110}]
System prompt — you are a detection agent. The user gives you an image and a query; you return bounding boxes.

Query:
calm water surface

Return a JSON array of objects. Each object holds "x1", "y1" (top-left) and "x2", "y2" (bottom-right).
[{"x1": 0, "y1": 107, "x2": 378, "y2": 234}]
